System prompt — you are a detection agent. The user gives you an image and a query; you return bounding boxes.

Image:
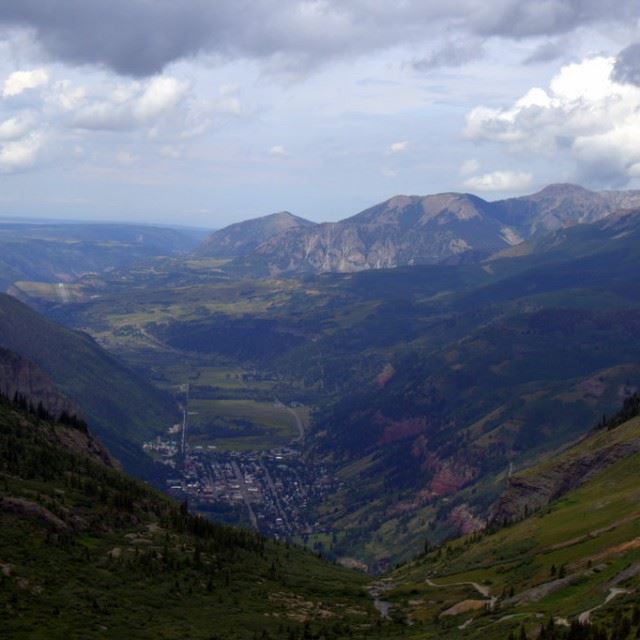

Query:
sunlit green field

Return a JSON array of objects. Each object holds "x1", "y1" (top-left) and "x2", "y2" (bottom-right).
[{"x1": 187, "y1": 399, "x2": 309, "y2": 451}]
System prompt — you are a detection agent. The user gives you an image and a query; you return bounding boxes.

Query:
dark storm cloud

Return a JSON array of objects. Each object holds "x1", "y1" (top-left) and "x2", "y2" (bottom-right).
[
  {"x1": 0, "y1": 1, "x2": 638, "y2": 76},
  {"x1": 613, "y1": 43, "x2": 640, "y2": 87}
]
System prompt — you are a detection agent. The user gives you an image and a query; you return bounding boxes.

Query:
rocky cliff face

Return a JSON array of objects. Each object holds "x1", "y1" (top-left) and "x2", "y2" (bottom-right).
[
  {"x1": 490, "y1": 418, "x2": 640, "y2": 525},
  {"x1": 0, "y1": 347, "x2": 115, "y2": 467},
  {"x1": 216, "y1": 184, "x2": 640, "y2": 276},
  {"x1": 0, "y1": 347, "x2": 81, "y2": 420}
]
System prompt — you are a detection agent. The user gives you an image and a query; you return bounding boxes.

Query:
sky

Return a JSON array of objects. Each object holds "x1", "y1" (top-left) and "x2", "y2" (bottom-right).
[{"x1": 0, "y1": 2, "x2": 640, "y2": 227}]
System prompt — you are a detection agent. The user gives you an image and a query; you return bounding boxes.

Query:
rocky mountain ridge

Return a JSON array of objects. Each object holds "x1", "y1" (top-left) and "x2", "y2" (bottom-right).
[{"x1": 197, "y1": 183, "x2": 640, "y2": 275}]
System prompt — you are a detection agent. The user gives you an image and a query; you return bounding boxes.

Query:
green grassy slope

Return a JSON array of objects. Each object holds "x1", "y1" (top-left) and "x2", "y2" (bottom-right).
[
  {"x1": 0, "y1": 293, "x2": 177, "y2": 473},
  {"x1": 0, "y1": 398, "x2": 387, "y2": 640},
  {"x1": 384, "y1": 416, "x2": 640, "y2": 639}
]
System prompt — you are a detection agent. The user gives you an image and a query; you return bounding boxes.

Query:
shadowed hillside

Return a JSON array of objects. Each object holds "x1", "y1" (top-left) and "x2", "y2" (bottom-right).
[{"x1": 0, "y1": 293, "x2": 178, "y2": 474}]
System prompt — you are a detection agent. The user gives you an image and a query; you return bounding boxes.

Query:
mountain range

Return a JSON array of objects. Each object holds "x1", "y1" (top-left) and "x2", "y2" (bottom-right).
[{"x1": 197, "y1": 184, "x2": 640, "y2": 275}]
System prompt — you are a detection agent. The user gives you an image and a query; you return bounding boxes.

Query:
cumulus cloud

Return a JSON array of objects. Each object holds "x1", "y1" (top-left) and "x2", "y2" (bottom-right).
[
  {"x1": 0, "y1": 2, "x2": 638, "y2": 76},
  {"x1": 72, "y1": 75, "x2": 188, "y2": 130},
  {"x1": 3, "y1": 68, "x2": 49, "y2": 97},
  {"x1": 387, "y1": 141, "x2": 408, "y2": 154},
  {"x1": 134, "y1": 77, "x2": 188, "y2": 121},
  {"x1": 0, "y1": 112, "x2": 37, "y2": 140},
  {"x1": 49, "y1": 80, "x2": 86, "y2": 111},
  {"x1": 464, "y1": 170, "x2": 533, "y2": 192},
  {"x1": 0, "y1": 131, "x2": 44, "y2": 172},
  {"x1": 465, "y1": 54, "x2": 640, "y2": 185}
]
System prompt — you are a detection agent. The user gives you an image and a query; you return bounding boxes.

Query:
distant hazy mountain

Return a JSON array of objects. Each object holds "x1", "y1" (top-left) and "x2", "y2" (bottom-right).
[
  {"x1": 0, "y1": 221, "x2": 208, "y2": 290},
  {"x1": 201, "y1": 184, "x2": 640, "y2": 275},
  {"x1": 195, "y1": 211, "x2": 315, "y2": 258}
]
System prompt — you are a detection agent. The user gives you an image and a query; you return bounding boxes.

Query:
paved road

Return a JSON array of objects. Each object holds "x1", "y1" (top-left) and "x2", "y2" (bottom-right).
[
  {"x1": 259, "y1": 459, "x2": 291, "y2": 532},
  {"x1": 231, "y1": 460, "x2": 258, "y2": 530}
]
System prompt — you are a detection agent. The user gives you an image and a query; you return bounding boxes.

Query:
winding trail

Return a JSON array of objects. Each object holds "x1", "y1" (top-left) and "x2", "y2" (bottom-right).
[
  {"x1": 426, "y1": 577, "x2": 496, "y2": 629},
  {"x1": 578, "y1": 588, "x2": 631, "y2": 624},
  {"x1": 425, "y1": 578, "x2": 494, "y2": 603}
]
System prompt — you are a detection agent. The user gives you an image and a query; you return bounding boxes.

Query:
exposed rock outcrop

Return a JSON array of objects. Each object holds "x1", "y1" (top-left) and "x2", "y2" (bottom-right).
[
  {"x1": 0, "y1": 346, "x2": 81, "y2": 420},
  {"x1": 0, "y1": 347, "x2": 116, "y2": 468},
  {"x1": 0, "y1": 496, "x2": 71, "y2": 533},
  {"x1": 490, "y1": 436, "x2": 640, "y2": 525}
]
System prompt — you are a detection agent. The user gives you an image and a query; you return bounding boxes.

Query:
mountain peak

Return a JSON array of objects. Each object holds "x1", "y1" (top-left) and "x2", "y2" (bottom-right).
[
  {"x1": 535, "y1": 183, "x2": 594, "y2": 197},
  {"x1": 196, "y1": 210, "x2": 315, "y2": 258}
]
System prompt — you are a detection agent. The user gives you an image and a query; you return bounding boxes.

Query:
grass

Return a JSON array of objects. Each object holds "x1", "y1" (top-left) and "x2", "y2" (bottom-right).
[
  {"x1": 187, "y1": 399, "x2": 307, "y2": 451},
  {"x1": 0, "y1": 400, "x2": 391, "y2": 640},
  {"x1": 383, "y1": 417, "x2": 640, "y2": 638}
]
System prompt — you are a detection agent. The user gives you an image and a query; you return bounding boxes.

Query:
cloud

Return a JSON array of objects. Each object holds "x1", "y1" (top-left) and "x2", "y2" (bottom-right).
[
  {"x1": 72, "y1": 75, "x2": 188, "y2": 130},
  {"x1": 464, "y1": 170, "x2": 532, "y2": 192},
  {"x1": 523, "y1": 39, "x2": 567, "y2": 65},
  {"x1": 133, "y1": 76, "x2": 188, "y2": 121},
  {"x1": 412, "y1": 40, "x2": 483, "y2": 71},
  {"x1": 49, "y1": 80, "x2": 86, "y2": 111},
  {"x1": 465, "y1": 54, "x2": 640, "y2": 185},
  {"x1": 0, "y1": 2, "x2": 638, "y2": 77},
  {"x1": 0, "y1": 112, "x2": 37, "y2": 140},
  {"x1": 268, "y1": 145, "x2": 288, "y2": 157},
  {"x1": 612, "y1": 42, "x2": 640, "y2": 86},
  {"x1": 459, "y1": 159, "x2": 480, "y2": 175},
  {"x1": 3, "y1": 68, "x2": 49, "y2": 97},
  {"x1": 0, "y1": 131, "x2": 44, "y2": 172},
  {"x1": 387, "y1": 141, "x2": 408, "y2": 154}
]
